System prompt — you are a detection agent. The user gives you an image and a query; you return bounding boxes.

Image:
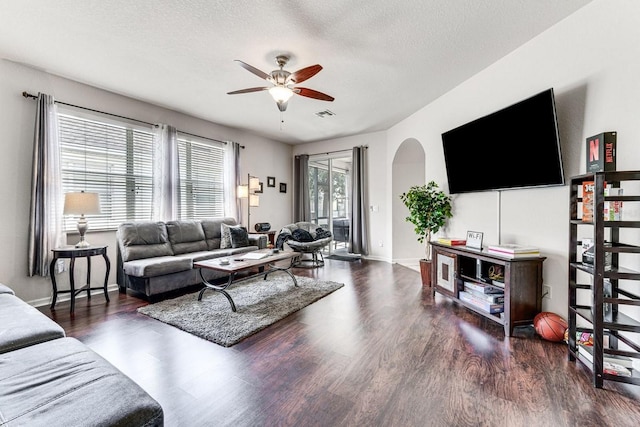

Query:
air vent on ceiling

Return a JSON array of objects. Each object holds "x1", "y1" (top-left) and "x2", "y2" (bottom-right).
[{"x1": 315, "y1": 109, "x2": 335, "y2": 118}]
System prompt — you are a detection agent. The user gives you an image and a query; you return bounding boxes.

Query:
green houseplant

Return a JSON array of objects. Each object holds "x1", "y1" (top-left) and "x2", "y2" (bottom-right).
[{"x1": 400, "y1": 181, "x2": 453, "y2": 286}]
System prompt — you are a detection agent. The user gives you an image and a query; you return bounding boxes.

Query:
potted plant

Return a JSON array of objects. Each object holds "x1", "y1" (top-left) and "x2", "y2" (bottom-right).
[{"x1": 400, "y1": 181, "x2": 453, "y2": 287}]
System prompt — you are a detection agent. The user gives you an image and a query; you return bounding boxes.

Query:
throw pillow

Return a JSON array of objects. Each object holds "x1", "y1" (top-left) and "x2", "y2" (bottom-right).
[
  {"x1": 315, "y1": 228, "x2": 332, "y2": 240},
  {"x1": 220, "y1": 223, "x2": 243, "y2": 249},
  {"x1": 229, "y1": 226, "x2": 250, "y2": 248},
  {"x1": 292, "y1": 228, "x2": 314, "y2": 242}
]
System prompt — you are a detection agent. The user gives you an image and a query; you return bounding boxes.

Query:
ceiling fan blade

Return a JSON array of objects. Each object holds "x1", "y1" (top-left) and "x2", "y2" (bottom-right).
[
  {"x1": 234, "y1": 60, "x2": 270, "y2": 80},
  {"x1": 290, "y1": 64, "x2": 322, "y2": 84},
  {"x1": 294, "y1": 87, "x2": 335, "y2": 102},
  {"x1": 227, "y1": 87, "x2": 268, "y2": 95}
]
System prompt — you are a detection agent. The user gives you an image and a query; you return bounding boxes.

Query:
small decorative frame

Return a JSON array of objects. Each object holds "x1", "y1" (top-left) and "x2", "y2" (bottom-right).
[
  {"x1": 436, "y1": 252, "x2": 456, "y2": 295},
  {"x1": 466, "y1": 231, "x2": 483, "y2": 250},
  {"x1": 279, "y1": 183, "x2": 287, "y2": 193},
  {"x1": 255, "y1": 182, "x2": 263, "y2": 194},
  {"x1": 267, "y1": 176, "x2": 276, "y2": 187}
]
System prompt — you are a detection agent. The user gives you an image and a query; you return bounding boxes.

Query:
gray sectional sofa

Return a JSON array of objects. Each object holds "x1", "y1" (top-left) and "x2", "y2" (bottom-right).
[
  {"x1": 0, "y1": 283, "x2": 163, "y2": 426},
  {"x1": 117, "y1": 218, "x2": 267, "y2": 299}
]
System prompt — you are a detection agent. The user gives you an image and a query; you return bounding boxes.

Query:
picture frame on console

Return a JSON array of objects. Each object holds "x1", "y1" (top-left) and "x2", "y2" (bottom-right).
[{"x1": 466, "y1": 231, "x2": 483, "y2": 250}]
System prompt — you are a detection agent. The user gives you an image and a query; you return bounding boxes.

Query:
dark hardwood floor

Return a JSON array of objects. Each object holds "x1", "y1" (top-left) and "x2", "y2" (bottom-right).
[{"x1": 40, "y1": 259, "x2": 640, "y2": 427}]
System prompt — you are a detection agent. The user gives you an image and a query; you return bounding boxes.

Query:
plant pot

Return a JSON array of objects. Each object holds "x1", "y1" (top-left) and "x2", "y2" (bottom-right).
[{"x1": 419, "y1": 259, "x2": 432, "y2": 287}]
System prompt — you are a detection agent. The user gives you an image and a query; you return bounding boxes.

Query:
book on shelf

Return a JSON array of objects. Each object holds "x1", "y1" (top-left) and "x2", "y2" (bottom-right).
[
  {"x1": 487, "y1": 244, "x2": 540, "y2": 258},
  {"x1": 582, "y1": 181, "x2": 595, "y2": 222},
  {"x1": 603, "y1": 185, "x2": 623, "y2": 221},
  {"x1": 459, "y1": 291, "x2": 504, "y2": 314},
  {"x1": 437, "y1": 237, "x2": 466, "y2": 246},
  {"x1": 463, "y1": 285, "x2": 504, "y2": 304},
  {"x1": 603, "y1": 362, "x2": 632, "y2": 377},
  {"x1": 586, "y1": 131, "x2": 616, "y2": 173},
  {"x1": 463, "y1": 281, "x2": 504, "y2": 295},
  {"x1": 577, "y1": 344, "x2": 634, "y2": 369}
]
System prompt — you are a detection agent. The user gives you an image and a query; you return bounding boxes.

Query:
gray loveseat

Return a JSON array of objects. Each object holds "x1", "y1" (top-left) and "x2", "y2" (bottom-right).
[
  {"x1": 0, "y1": 283, "x2": 163, "y2": 426},
  {"x1": 117, "y1": 218, "x2": 267, "y2": 299}
]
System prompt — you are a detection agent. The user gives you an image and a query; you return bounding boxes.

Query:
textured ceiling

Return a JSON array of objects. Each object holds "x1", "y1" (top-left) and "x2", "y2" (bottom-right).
[{"x1": 0, "y1": 1, "x2": 592, "y2": 144}]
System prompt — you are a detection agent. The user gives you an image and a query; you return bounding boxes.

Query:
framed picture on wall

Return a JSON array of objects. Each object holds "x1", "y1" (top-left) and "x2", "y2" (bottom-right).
[
  {"x1": 280, "y1": 183, "x2": 287, "y2": 193},
  {"x1": 255, "y1": 182, "x2": 263, "y2": 194},
  {"x1": 267, "y1": 176, "x2": 276, "y2": 187}
]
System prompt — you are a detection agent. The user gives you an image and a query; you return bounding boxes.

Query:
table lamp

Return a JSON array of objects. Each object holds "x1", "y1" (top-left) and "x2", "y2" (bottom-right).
[{"x1": 63, "y1": 191, "x2": 101, "y2": 248}]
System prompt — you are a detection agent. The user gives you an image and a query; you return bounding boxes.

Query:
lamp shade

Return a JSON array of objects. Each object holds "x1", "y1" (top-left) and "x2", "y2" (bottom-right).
[
  {"x1": 63, "y1": 192, "x2": 101, "y2": 215},
  {"x1": 237, "y1": 185, "x2": 249, "y2": 198},
  {"x1": 249, "y1": 194, "x2": 260, "y2": 207},
  {"x1": 249, "y1": 176, "x2": 260, "y2": 191}
]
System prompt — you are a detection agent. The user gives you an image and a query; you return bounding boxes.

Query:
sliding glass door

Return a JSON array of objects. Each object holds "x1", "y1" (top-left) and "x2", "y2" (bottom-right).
[{"x1": 308, "y1": 153, "x2": 351, "y2": 254}]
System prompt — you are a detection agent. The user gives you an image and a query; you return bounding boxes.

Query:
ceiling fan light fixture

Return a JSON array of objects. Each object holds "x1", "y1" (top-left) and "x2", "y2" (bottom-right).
[{"x1": 268, "y1": 86, "x2": 294, "y2": 103}]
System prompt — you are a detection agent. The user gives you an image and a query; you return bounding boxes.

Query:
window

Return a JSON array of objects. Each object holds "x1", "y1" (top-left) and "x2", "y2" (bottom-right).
[
  {"x1": 177, "y1": 134, "x2": 225, "y2": 220},
  {"x1": 59, "y1": 112, "x2": 154, "y2": 231}
]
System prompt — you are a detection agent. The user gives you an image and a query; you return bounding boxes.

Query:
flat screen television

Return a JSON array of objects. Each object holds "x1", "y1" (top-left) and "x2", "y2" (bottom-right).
[{"x1": 441, "y1": 88, "x2": 564, "y2": 194}]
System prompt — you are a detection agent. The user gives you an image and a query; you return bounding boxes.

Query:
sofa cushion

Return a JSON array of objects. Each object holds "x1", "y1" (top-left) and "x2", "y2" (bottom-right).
[
  {"x1": 118, "y1": 222, "x2": 173, "y2": 262},
  {"x1": 165, "y1": 220, "x2": 208, "y2": 255},
  {"x1": 0, "y1": 337, "x2": 163, "y2": 427},
  {"x1": 123, "y1": 255, "x2": 192, "y2": 278},
  {"x1": 201, "y1": 217, "x2": 238, "y2": 250},
  {"x1": 0, "y1": 294, "x2": 66, "y2": 354}
]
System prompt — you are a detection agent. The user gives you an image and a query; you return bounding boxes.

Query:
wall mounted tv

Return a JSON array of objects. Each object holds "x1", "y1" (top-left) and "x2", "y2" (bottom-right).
[{"x1": 441, "y1": 88, "x2": 564, "y2": 194}]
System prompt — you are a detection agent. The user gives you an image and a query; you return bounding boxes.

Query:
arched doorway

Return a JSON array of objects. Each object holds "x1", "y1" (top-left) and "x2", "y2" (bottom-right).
[{"x1": 392, "y1": 138, "x2": 426, "y2": 269}]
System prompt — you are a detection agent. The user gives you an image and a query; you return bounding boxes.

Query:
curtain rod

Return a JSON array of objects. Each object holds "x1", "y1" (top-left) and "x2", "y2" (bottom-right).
[
  {"x1": 22, "y1": 91, "x2": 244, "y2": 148},
  {"x1": 298, "y1": 145, "x2": 368, "y2": 158}
]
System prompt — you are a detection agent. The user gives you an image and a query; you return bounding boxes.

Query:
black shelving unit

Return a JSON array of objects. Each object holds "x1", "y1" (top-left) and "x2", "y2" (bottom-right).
[{"x1": 568, "y1": 170, "x2": 640, "y2": 388}]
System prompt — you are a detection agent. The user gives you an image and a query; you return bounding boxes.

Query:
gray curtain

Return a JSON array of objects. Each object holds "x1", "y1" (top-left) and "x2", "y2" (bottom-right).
[
  {"x1": 294, "y1": 154, "x2": 310, "y2": 222},
  {"x1": 28, "y1": 93, "x2": 65, "y2": 277},
  {"x1": 233, "y1": 142, "x2": 242, "y2": 221},
  {"x1": 349, "y1": 146, "x2": 369, "y2": 255},
  {"x1": 152, "y1": 124, "x2": 178, "y2": 221}
]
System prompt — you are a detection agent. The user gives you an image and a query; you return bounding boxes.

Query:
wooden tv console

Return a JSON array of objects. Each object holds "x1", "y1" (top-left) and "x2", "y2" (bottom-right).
[{"x1": 430, "y1": 242, "x2": 545, "y2": 336}]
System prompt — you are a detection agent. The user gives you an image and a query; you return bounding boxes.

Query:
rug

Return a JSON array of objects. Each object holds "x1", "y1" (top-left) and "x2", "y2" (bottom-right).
[{"x1": 137, "y1": 274, "x2": 344, "y2": 347}]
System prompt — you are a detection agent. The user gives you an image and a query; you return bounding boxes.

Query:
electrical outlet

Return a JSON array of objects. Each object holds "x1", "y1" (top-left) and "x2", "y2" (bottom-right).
[{"x1": 543, "y1": 284, "x2": 552, "y2": 299}]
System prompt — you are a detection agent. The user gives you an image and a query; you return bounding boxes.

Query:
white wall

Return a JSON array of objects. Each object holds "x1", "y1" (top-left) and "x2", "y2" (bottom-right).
[
  {"x1": 0, "y1": 59, "x2": 292, "y2": 304},
  {"x1": 299, "y1": 0, "x2": 640, "y2": 317}
]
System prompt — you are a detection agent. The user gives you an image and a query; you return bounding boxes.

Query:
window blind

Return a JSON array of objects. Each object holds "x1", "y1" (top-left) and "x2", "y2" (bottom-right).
[
  {"x1": 59, "y1": 113, "x2": 154, "y2": 231},
  {"x1": 177, "y1": 135, "x2": 225, "y2": 220}
]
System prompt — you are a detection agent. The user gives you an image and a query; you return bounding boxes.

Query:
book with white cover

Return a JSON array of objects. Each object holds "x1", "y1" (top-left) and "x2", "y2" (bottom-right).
[
  {"x1": 241, "y1": 251, "x2": 270, "y2": 260},
  {"x1": 487, "y1": 243, "x2": 540, "y2": 254}
]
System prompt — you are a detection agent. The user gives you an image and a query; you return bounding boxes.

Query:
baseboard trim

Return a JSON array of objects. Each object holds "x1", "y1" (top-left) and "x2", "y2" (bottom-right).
[{"x1": 27, "y1": 284, "x2": 119, "y2": 308}]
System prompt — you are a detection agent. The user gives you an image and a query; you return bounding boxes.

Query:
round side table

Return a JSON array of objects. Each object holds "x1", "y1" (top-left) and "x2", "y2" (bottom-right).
[{"x1": 49, "y1": 245, "x2": 110, "y2": 314}]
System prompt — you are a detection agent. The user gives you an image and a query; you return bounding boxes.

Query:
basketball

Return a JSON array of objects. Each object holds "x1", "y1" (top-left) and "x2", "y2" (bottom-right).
[{"x1": 534, "y1": 312, "x2": 567, "y2": 342}]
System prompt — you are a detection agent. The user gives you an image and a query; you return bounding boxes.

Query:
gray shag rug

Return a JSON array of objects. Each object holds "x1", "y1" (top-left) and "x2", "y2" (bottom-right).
[{"x1": 137, "y1": 274, "x2": 344, "y2": 347}]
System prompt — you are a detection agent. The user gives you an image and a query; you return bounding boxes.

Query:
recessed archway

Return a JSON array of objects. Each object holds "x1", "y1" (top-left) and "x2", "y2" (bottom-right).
[{"x1": 392, "y1": 138, "x2": 426, "y2": 268}]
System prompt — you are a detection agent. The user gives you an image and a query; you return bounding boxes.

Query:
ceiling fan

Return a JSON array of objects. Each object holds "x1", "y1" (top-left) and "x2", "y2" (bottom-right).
[{"x1": 227, "y1": 55, "x2": 334, "y2": 112}]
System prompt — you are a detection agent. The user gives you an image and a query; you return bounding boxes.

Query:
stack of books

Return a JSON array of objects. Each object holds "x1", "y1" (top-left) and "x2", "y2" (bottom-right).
[
  {"x1": 487, "y1": 244, "x2": 540, "y2": 258},
  {"x1": 577, "y1": 345, "x2": 633, "y2": 377},
  {"x1": 436, "y1": 237, "x2": 466, "y2": 246},
  {"x1": 459, "y1": 281, "x2": 504, "y2": 314}
]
